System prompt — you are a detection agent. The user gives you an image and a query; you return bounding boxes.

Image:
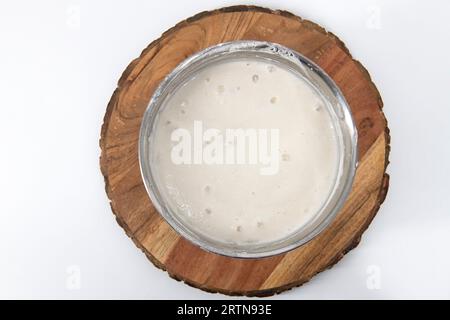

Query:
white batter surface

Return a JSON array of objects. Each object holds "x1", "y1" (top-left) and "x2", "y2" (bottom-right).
[{"x1": 149, "y1": 58, "x2": 339, "y2": 245}]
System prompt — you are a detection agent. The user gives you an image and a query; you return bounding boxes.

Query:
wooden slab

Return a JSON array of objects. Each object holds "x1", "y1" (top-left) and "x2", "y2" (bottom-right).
[{"x1": 100, "y1": 5, "x2": 390, "y2": 296}]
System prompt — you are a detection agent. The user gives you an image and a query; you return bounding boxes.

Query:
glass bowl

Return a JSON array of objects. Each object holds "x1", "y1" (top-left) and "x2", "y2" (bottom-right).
[{"x1": 139, "y1": 41, "x2": 358, "y2": 258}]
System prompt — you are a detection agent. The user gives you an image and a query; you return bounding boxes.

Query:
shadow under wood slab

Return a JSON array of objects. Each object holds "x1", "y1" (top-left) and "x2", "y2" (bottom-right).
[{"x1": 99, "y1": 5, "x2": 390, "y2": 296}]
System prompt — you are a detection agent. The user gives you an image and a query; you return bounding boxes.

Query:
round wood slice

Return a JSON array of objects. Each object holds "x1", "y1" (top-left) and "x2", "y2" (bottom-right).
[{"x1": 100, "y1": 5, "x2": 390, "y2": 296}]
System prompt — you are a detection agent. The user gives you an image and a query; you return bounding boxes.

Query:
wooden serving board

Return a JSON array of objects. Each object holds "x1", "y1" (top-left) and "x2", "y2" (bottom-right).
[{"x1": 100, "y1": 6, "x2": 390, "y2": 296}]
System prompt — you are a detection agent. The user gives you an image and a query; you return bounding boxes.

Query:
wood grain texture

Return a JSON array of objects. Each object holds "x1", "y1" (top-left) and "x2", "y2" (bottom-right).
[{"x1": 100, "y1": 6, "x2": 390, "y2": 296}]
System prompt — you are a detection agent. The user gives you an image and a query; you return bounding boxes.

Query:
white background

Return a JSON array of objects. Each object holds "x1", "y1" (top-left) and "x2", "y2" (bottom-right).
[{"x1": 1, "y1": 0, "x2": 449, "y2": 299}]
